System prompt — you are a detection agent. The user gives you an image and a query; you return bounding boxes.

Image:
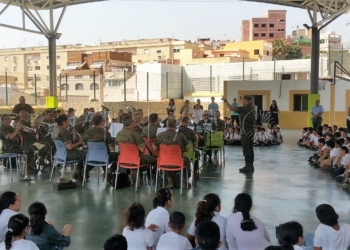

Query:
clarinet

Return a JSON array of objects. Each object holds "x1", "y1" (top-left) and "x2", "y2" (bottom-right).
[{"x1": 134, "y1": 125, "x2": 155, "y2": 157}]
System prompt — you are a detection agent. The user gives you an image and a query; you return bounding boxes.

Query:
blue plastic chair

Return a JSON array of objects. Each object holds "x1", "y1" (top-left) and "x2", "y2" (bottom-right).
[
  {"x1": 0, "y1": 153, "x2": 19, "y2": 181},
  {"x1": 83, "y1": 141, "x2": 112, "y2": 187},
  {"x1": 50, "y1": 140, "x2": 81, "y2": 182}
]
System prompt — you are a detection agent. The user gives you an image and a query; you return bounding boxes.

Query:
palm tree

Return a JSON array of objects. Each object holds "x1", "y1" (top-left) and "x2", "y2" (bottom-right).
[{"x1": 272, "y1": 38, "x2": 289, "y2": 60}]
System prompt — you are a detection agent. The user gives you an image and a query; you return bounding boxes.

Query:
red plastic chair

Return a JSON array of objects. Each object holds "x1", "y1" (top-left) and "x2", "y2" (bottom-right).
[
  {"x1": 116, "y1": 143, "x2": 147, "y2": 192},
  {"x1": 143, "y1": 138, "x2": 159, "y2": 157},
  {"x1": 155, "y1": 144, "x2": 187, "y2": 195}
]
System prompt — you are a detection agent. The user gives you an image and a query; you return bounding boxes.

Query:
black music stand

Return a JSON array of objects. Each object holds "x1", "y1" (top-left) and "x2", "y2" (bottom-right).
[{"x1": 198, "y1": 123, "x2": 218, "y2": 170}]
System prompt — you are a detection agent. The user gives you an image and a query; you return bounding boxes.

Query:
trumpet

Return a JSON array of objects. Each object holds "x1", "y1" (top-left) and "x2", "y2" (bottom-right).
[{"x1": 12, "y1": 123, "x2": 37, "y2": 133}]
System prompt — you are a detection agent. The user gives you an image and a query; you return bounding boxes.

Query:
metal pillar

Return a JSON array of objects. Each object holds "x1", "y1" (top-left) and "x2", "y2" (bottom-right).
[
  {"x1": 34, "y1": 74, "x2": 37, "y2": 106},
  {"x1": 310, "y1": 27, "x2": 320, "y2": 94},
  {"x1": 93, "y1": 71, "x2": 96, "y2": 100},
  {"x1": 146, "y1": 72, "x2": 149, "y2": 101},
  {"x1": 48, "y1": 36, "x2": 57, "y2": 97},
  {"x1": 5, "y1": 71, "x2": 8, "y2": 106},
  {"x1": 123, "y1": 70, "x2": 126, "y2": 102}
]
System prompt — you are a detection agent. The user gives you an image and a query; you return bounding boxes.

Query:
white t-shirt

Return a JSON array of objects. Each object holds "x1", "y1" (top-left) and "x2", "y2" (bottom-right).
[
  {"x1": 145, "y1": 206, "x2": 170, "y2": 250},
  {"x1": 293, "y1": 245, "x2": 303, "y2": 250},
  {"x1": 0, "y1": 239, "x2": 39, "y2": 250},
  {"x1": 191, "y1": 109, "x2": 203, "y2": 124},
  {"x1": 330, "y1": 147, "x2": 339, "y2": 165},
  {"x1": 0, "y1": 209, "x2": 17, "y2": 242},
  {"x1": 226, "y1": 212, "x2": 270, "y2": 250},
  {"x1": 234, "y1": 133, "x2": 241, "y2": 140},
  {"x1": 166, "y1": 104, "x2": 176, "y2": 111},
  {"x1": 157, "y1": 231, "x2": 192, "y2": 250},
  {"x1": 314, "y1": 223, "x2": 350, "y2": 250},
  {"x1": 122, "y1": 227, "x2": 154, "y2": 250},
  {"x1": 341, "y1": 154, "x2": 350, "y2": 166},
  {"x1": 226, "y1": 133, "x2": 234, "y2": 140},
  {"x1": 188, "y1": 211, "x2": 227, "y2": 250}
]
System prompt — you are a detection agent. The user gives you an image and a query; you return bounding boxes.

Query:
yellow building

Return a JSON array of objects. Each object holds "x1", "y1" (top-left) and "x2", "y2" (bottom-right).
[{"x1": 221, "y1": 40, "x2": 272, "y2": 61}]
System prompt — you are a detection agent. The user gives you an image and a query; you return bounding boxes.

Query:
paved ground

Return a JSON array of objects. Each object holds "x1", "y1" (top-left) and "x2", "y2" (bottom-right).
[{"x1": 1, "y1": 129, "x2": 350, "y2": 249}]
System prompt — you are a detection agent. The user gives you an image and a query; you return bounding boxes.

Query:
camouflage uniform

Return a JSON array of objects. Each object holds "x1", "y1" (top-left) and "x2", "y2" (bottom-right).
[
  {"x1": 214, "y1": 118, "x2": 225, "y2": 132},
  {"x1": 141, "y1": 124, "x2": 158, "y2": 139},
  {"x1": 51, "y1": 126, "x2": 86, "y2": 172},
  {"x1": 0, "y1": 125, "x2": 34, "y2": 165},
  {"x1": 76, "y1": 115, "x2": 86, "y2": 134},
  {"x1": 236, "y1": 104, "x2": 255, "y2": 168},
  {"x1": 12, "y1": 103, "x2": 35, "y2": 115},
  {"x1": 178, "y1": 125, "x2": 199, "y2": 176},
  {"x1": 115, "y1": 128, "x2": 156, "y2": 165},
  {"x1": 82, "y1": 127, "x2": 119, "y2": 172},
  {"x1": 153, "y1": 129, "x2": 190, "y2": 178}
]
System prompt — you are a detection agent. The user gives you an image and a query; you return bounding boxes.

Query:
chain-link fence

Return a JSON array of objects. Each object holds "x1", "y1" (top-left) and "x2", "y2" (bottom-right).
[{"x1": 0, "y1": 57, "x2": 330, "y2": 106}]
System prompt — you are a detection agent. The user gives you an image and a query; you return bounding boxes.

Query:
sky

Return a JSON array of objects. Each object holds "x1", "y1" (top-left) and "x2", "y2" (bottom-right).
[{"x1": 0, "y1": 0, "x2": 350, "y2": 49}]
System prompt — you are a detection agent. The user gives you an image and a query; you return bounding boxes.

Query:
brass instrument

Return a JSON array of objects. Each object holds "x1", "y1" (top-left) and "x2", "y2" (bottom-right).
[{"x1": 12, "y1": 123, "x2": 37, "y2": 133}]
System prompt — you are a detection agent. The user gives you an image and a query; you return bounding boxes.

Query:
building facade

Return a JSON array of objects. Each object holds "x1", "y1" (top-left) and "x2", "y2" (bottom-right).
[{"x1": 241, "y1": 10, "x2": 287, "y2": 42}]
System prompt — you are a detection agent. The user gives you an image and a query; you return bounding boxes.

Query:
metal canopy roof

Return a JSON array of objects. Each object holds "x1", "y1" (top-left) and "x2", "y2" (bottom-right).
[
  {"x1": 245, "y1": 0, "x2": 350, "y2": 15},
  {"x1": 0, "y1": 0, "x2": 106, "y2": 10}
]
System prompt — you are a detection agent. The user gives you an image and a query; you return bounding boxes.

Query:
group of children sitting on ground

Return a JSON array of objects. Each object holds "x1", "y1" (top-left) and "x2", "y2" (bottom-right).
[
  {"x1": 223, "y1": 122, "x2": 283, "y2": 146},
  {"x1": 1, "y1": 189, "x2": 349, "y2": 250},
  {"x1": 298, "y1": 124, "x2": 350, "y2": 189}
]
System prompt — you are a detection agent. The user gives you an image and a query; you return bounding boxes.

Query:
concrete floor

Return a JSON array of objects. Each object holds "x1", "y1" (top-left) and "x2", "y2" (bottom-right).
[{"x1": 1, "y1": 129, "x2": 350, "y2": 250}]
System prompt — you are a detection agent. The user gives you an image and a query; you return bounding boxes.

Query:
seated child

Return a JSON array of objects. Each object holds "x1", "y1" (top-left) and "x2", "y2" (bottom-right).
[
  {"x1": 333, "y1": 125, "x2": 338, "y2": 133},
  {"x1": 319, "y1": 140, "x2": 338, "y2": 170},
  {"x1": 193, "y1": 221, "x2": 221, "y2": 250},
  {"x1": 233, "y1": 128, "x2": 241, "y2": 145},
  {"x1": 309, "y1": 138, "x2": 326, "y2": 164},
  {"x1": 157, "y1": 211, "x2": 192, "y2": 250},
  {"x1": 298, "y1": 127, "x2": 309, "y2": 145},
  {"x1": 314, "y1": 204, "x2": 350, "y2": 250},
  {"x1": 253, "y1": 127, "x2": 260, "y2": 146},
  {"x1": 257, "y1": 128, "x2": 270, "y2": 146},
  {"x1": 224, "y1": 127, "x2": 234, "y2": 145},
  {"x1": 104, "y1": 234, "x2": 127, "y2": 250},
  {"x1": 334, "y1": 146, "x2": 350, "y2": 178}
]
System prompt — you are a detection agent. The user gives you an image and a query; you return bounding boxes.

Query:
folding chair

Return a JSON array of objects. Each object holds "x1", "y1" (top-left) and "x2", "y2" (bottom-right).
[
  {"x1": 155, "y1": 144, "x2": 187, "y2": 195},
  {"x1": 83, "y1": 142, "x2": 114, "y2": 187},
  {"x1": 0, "y1": 153, "x2": 19, "y2": 181},
  {"x1": 183, "y1": 141, "x2": 197, "y2": 177},
  {"x1": 116, "y1": 143, "x2": 147, "y2": 192},
  {"x1": 49, "y1": 140, "x2": 81, "y2": 182},
  {"x1": 203, "y1": 131, "x2": 225, "y2": 167}
]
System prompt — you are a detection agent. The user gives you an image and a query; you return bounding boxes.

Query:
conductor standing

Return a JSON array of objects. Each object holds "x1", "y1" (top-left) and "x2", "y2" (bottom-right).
[{"x1": 222, "y1": 95, "x2": 255, "y2": 173}]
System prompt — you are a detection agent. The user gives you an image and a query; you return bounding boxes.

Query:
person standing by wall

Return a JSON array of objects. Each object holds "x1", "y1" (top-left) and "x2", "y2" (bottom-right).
[
  {"x1": 311, "y1": 100, "x2": 324, "y2": 129},
  {"x1": 230, "y1": 98, "x2": 240, "y2": 127},
  {"x1": 347, "y1": 106, "x2": 350, "y2": 134},
  {"x1": 208, "y1": 97, "x2": 219, "y2": 118},
  {"x1": 269, "y1": 100, "x2": 279, "y2": 126},
  {"x1": 222, "y1": 95, "x2": 255, "y2": 173}
]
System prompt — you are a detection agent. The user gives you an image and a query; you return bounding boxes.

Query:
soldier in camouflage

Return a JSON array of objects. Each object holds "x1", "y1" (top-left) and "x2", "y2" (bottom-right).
[
  {"x1": 82, "y1": 115, "x2": 119, "y2": 183},
  {"x1": 178, "y1": 116, "x2": 200, "y2": 180},
  {"x1": 153, "y1": 118, "x2": 191, "y2": 188},
  {"x1": 12, "y1": 96, "x2": 35, "y2": 116},
  {"x1": 222, "y1": 95, "x2": 255, "y2": 173},
  {"x1": 141, "y1": 113, "x2": 159, "y2": 139},
  {"x1": 115, "y1": 115, "x2": 156, "y2": 186},
  {"x1": 51, "y1": 115, "x2": 90, "y2": 181}
]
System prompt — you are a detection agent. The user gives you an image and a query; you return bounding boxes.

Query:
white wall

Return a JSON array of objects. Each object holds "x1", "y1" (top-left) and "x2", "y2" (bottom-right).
[{"x1": 225, "y1": 80, "x2": 331, "y2": 111}]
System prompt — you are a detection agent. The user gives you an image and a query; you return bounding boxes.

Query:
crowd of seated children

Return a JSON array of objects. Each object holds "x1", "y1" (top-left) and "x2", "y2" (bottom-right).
[
  {"x1": 253, "y1": 125, "x2": 282, "y2": 146},
  {"x1": 224, "y1": 127, "x2": 241, "y2": 145}
]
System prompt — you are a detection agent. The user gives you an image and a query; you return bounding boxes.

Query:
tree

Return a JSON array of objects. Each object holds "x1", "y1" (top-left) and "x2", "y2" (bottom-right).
[
  {"x1": 286, "y1": 46, "x2": 303, "y2": 60},
  {"x1": 272, "y1": 38, "x2": 289, "y2": 60}
]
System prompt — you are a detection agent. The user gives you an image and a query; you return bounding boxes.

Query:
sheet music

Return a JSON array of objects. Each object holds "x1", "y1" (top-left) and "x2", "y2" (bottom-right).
[
  {"x1": 45, "y1": 123, "x2": 57, "y2": 137},
  {"x1": 109, "y1": 123, "x2": 123, "y2": 137},
  {"x1": 156, "y1": 128, "x2": 167, "y2": 135}
]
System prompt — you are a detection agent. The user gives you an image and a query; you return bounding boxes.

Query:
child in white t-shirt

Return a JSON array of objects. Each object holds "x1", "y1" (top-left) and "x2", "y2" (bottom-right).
[
  {"x1": 157, "y1": 212, "x2": 192, "y2": 250},
  {"x1": 0, "y1": 192, "x2": 21, "y2": 243},
  {"x1": 0, "y1": 213, "x2": 39, "y2": 250},
  {"x1": 314, "y1": 204, "x2": 350, "y2": 250},
  {"x1": 320, "y1": 140, "x2": 338, "y2": 170},
  {"x1": 122, "y1": 203, "x2": 157, "y2": 250},
  {"x1": 224, "y1": 127, "x2": 235, "y2": 145},
  {"x1": 233, "y1": 128, "x2": 241, "y2": 145},
  {"x1": 253, "y1": 127, "x2": 260, "y2": 146}
]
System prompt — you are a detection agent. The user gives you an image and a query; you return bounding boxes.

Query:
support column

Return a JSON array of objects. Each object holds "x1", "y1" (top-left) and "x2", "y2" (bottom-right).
[
  {"x1": 310, "y1": 27, "x2": 320, "y2": 94},
  {"x1": 46, "y1": 35, "x2": 58, "y2": 109}
]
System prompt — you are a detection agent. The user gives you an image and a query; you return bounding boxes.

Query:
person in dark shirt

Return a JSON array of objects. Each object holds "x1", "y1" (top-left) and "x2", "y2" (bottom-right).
[{"x1": 12, "y1": 96, "x2": 35, "y2": 116}]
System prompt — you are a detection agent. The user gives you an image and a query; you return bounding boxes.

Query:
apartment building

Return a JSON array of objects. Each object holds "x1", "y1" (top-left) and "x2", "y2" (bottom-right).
[
  {"x1": 221, "y1": 40, "x2": 272, "y2": 61},
  {"x1": 241, "y1": 10, "x2": 287, "y2": 42},
  {"x1": 320, "y1": 31, "x2": 342, "y2": 51}
]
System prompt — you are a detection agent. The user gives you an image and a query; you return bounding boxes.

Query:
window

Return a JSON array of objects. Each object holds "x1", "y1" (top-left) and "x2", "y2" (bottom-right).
[
  {"x1": 5, "y1": 67, "x2": 8, "y2": 71},
  {"x1": 57, "y1": 55, "x2": 61, "y2": 59},
  {"x1": 293, "y1": 94, "x2": 308, "y2": 111},
  {"x1": 158, "y1": 56, "x2": 162, "y2": 60},
  {"x1": 47, "y1": 65, "x2": 49, "y2": 70},
  {"x1": 75, "y1": 75, "x2": 83, "y2": 79},
  {"x1": 144, "y1": 49, "x2": 149, "y2": 54},
  {"x1": 269, "y1": 33, "x2": 274, "y2": 38},
  {"x1": 220, "y1": 54, "x2": 224, "y2": 57},
  {"x1": 13, "y1": 56, "x2": 17, "y2": 61},
  {"x1": 28, "y1": 66, "x2": 33, "y2": 71},
  {"x1": 36, "y1": 76, "x2": 41, "y2": 82},
  {"x1": 254, "y1": 24, "x2": 259, "y2": 27},
  {"x1": 278, "y1": 19, "x2": 285, "y2": 22},
  {"x1": 267, "y1": 51, "x2": 270, "y2": 56},
  {"x1": 5, "y1": 57, "x2": 8, "y2": 61},
  {"x1": 156, "y1": 49, "x2": 162, "y2": 53},
  {"x1": 35, "y1": 66, "x2": 40, "y2": 70},
  {"x1": 173, "y1": 48, "x2": 180, "y2": 53},
  {"x1": 57, "y1": 65, "x2": 61, "y2": 70},
  {"x1": 262, "y1": 24, "x2": 266, "y2": 27},
  {"x1": 75, "y1": 83, "x2": 84, "y2": 90},
  {"x1": 254, "y1": 49, "x2": 259, "y2": 55},
  {"x1": 61, "y1": 84, "x2": 69, "y2": 90},
  {"x1": 269, "y1": 24, "x2": 274, "y2": 28},
  {"x1": 46, "y1": 55, "x2": 49, "y2": 59},
  {"x1": 14, "y1": 67, "x2": 17, "y2": 71},
  {"x1": 14, "y1": 77, "x2": 18, "y2": 82},
  {"x1": 320, "y1": 39, "x2": 325, "y2": 44},
  {"x1": 28, "y1": 77, "x2": 33, "y2": 82},
  {"x1": 261, "y1": 33, "x2": 266, "y2": 37},
  {"x1": 90, "y1": 83, "x2": 99, "y2": 90},
  {"x1": 253, "y1": 33, "x2": 258, "y2": 37}
]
